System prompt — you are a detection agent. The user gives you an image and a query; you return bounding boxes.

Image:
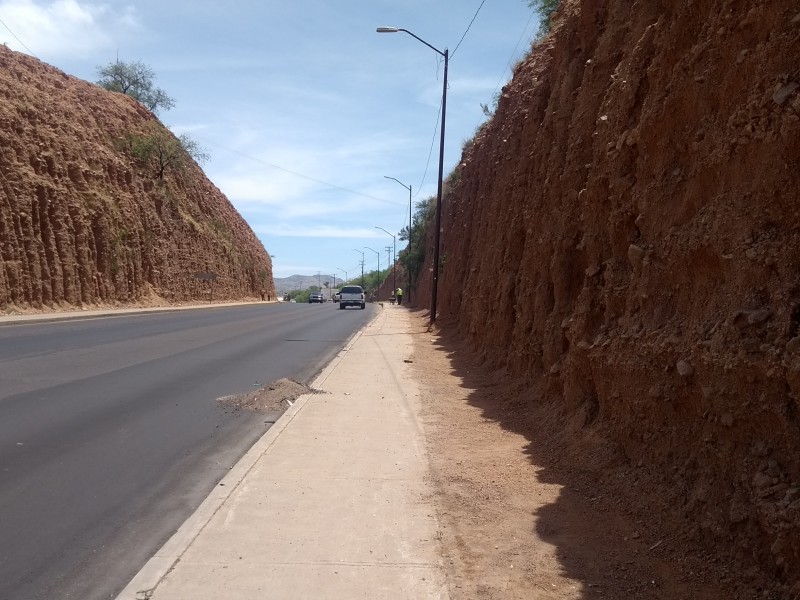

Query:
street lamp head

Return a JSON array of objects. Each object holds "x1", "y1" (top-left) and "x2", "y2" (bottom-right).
[
  {"x1": 384, "y1": 175, "x2": 411, "y2": 191},
  {"x1": 376, "y1": 25, "x2": 445, "y2": 57},
  {"x1": 375, "y1": 225, "x2": 396, "y2": 240}
]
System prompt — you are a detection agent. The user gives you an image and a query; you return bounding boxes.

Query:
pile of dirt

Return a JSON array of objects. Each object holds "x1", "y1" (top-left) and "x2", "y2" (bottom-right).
[
  {"x1": 414, "y1": 0, "x2": 800, "y2": 593},
  {"x1": 218, "y1": 378, "x2": 316, "y2": 414},
  {"x1": 0, "y1": 46, "x2": 275, "y2": 312}
]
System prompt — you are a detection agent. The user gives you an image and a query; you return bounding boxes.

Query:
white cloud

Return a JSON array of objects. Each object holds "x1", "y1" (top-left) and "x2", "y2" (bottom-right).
[
  {"x1": 168, "y1": 122, "x2": 210, "y2": 136},
  {"x1": 0, "y1": 0, "x2": 138, "y2": 59},
  {"x1": 211, "y1": 162, "x2": 325, "y2": 206},
  {"x1": 201, "y1": 127, "x2": 411, "y2": 219}
]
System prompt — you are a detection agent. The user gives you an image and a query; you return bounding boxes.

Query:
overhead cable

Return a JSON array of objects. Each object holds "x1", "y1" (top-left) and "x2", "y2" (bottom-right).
[{"x1": 0, "y1": 16, "x2": 35, "y2": 56}]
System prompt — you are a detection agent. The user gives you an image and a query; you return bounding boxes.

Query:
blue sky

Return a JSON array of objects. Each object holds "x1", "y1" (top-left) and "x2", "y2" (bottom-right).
[{"x1": 0, "y1": 0, "x2": 539, "y2": 280}]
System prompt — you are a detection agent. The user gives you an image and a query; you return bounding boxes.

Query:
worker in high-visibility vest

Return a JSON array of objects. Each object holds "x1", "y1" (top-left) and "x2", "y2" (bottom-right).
[{"x1": 395, "y1": 287, "x2": 403, "y2": 305}]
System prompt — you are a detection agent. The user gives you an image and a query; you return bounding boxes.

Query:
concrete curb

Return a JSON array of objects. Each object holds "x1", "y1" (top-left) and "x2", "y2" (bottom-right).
[{"x1": 115, "y1": 312, "x2": 376, "y2": 600}]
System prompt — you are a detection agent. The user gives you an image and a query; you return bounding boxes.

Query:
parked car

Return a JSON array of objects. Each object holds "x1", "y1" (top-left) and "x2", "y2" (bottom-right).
[
  {"x1": 339, "y1": 285, "x2": 365, "y2": 310},
  {"x1": 308, "y1": 293, "x2": 324, "y2": 304}
]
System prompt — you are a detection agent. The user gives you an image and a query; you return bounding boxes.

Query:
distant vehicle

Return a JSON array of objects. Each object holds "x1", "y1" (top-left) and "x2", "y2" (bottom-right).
[
  {"x1": 339, "y1": 285, "x2": 365, "y2": 310},
  {"x1": 309, "y1": 293, "x2": 324, "y2": 304}
]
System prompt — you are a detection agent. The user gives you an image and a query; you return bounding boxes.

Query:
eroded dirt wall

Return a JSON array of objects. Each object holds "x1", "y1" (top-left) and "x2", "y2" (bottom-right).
[
  {"x1": 0, "y1": 46, "x2": 274, "y2": 311},
  {"x1": 429, "y1": 0, "x2": 800, "y2": 585}
]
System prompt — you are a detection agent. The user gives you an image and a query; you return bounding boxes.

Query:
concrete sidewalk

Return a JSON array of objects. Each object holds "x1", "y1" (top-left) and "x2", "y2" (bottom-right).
[{"x1": 116, "y1": 305, "x2": 449, "y2": 600}]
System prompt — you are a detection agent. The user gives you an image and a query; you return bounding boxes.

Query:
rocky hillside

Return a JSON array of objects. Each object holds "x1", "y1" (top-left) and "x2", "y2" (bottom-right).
[
  {"x1": 0, "y1": 46, "x2": 274, "y2": 311},
  {"x1": 417, "y1": 0, "x2": 800, "y2": 592}
]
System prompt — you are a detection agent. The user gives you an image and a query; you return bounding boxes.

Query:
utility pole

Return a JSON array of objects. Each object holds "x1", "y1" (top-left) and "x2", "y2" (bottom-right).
[
  {"x1": 353, "y1": 249, "x2": 365, "y2": 288},
  {"x1": 385, "y1": 245, "x2": 396, "y2": 295},
  {"x1": 332, "y1": 274, "x2": 336, "y2": 299}
]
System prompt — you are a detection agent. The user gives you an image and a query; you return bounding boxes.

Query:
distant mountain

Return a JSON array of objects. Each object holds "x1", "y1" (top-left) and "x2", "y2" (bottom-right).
[{"x1": 274, "y1": 274, "x2": 337, "y2": 295}]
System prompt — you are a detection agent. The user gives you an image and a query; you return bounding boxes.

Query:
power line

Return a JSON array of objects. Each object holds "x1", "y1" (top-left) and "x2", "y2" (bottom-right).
[
  {"x1": 451, "y1": 0, "x2": 487, "y2": 59},
  {"x1": 490, "y1": 9, "x2": 537, "y2": 97},
  {"x1": 196, "y1": 137, "x2": 406, "y2": 208},
  {"x1": 473, "y1": 8, "x2": 537, "y2": 133},
  {"x1": 414, "y1": 0, "x2": 487, "y2": 196},
  {"x1": 0, "y1": 16, "x2": 35, "y2": 56},
  {"x1": 415, "y1": 95, "x2": 442, "y2": 197}
]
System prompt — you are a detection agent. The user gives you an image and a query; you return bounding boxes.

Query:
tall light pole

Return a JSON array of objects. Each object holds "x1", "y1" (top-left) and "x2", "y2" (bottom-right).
[
  {"x1": 331, "y1": 273, "x2": 336, "y2": 299},
  {"x1": 384, "y1": 175, "x2": 412, "y2": 304},
  {"x1": 377, "y1": 26, "x2": 447, "y2": 325},
  {"x1": 337, "y1": 268, "x2": 347, "y2": 285},
  {"x1": 375, "y1": 226, "x2": 396, "y2": 296},
  {"x1": 364, "y1": 246, "x2": 380, "y2": 278},
  {"x1": 353, "y1": 249, "x2": 365, "y2": 287}
]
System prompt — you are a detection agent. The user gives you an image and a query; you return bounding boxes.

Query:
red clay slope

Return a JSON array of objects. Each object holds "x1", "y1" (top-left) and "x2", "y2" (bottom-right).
[
  {"x1": 0, "y1": 46, "x2": 275, "y2": 311},
  {"x1": 419, "y1": 0, "x2": 800, "y2": 589}
]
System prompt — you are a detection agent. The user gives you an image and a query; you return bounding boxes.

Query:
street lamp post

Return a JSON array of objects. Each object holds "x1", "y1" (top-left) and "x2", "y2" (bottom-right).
[
  {"x1": 337, "y1": 268, "x2": 347, "y2": 285},
  {"x1": 375, "y1": 226, "x2": 396, "y2": 297},
  {"x1": 384, "y1": 175, "x2": 412, "y2": 304},
  {"x1": 377, "y1": 26, "x2": 447, "y2": 325},
  {"x1": 353, "y1": 249, "x2": 365, "y2": 287},
  {"x1": 364, "y1": 246, "x2": 380, "y2": 279}
]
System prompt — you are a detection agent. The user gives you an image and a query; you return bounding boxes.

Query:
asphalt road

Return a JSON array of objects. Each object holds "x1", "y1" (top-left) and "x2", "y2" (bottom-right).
[{"x1": 0, "y1": 301, "x2": 374, "y2": 600}]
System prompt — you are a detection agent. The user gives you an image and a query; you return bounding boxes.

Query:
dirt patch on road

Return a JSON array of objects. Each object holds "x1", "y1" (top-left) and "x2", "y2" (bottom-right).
[
  {"x1": 409, "y1": 310, "x2": 758, "y2": 599},
  {"x1": 218, "y1": 378, "x2": 315, "y2": 414}
]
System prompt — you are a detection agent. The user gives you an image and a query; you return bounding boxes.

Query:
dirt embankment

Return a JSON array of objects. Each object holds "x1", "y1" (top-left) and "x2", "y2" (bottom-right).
[
  {"x1": 0, "y1": 46, "x2": 274, "y2": 312},
  {"x1": 417, "y1": 0, "x2": 800, "y2": 592},
  {"x1": 375, "y1": 262, "x2": 408, "y2": 303}
]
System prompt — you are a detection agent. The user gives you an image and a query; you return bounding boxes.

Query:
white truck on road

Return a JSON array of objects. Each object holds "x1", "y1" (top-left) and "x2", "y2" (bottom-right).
[{"x1": 339, "y1": 285, "x2": 366, "y2": 310}]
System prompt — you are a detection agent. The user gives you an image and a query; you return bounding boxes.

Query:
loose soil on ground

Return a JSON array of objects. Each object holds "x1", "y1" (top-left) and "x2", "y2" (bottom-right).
[
  {"x1": 217, "y1": 378, "x2": 313, "y2": 414},
  {"x1": 407, "y1": 310, "x2": 775, "y2": 600}
]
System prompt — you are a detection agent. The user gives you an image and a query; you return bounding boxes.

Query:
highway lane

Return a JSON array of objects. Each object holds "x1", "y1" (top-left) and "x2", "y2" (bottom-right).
[{"x1": 0, "y1": 301, "x2": 374, "y2": 600}]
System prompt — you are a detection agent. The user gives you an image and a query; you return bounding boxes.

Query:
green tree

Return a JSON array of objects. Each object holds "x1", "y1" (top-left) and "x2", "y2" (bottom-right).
[
  {"x1": 97, "y1": 60, "x2": 175, "y2": 113},
  {"x1": 398, "y1": 196, "x2": 435, "y2": 289},
  {"x1": 124, "y1": 122, "x2": 209, "y2": 180},
  {"x1": 526, "y1": 0, "x2": 560, "y2": 35}
]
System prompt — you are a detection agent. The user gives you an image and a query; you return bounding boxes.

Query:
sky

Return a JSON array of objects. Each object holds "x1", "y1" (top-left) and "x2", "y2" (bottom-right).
[{"x1": 0, "y1": 0, "x2": 540, "y2": 280}]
